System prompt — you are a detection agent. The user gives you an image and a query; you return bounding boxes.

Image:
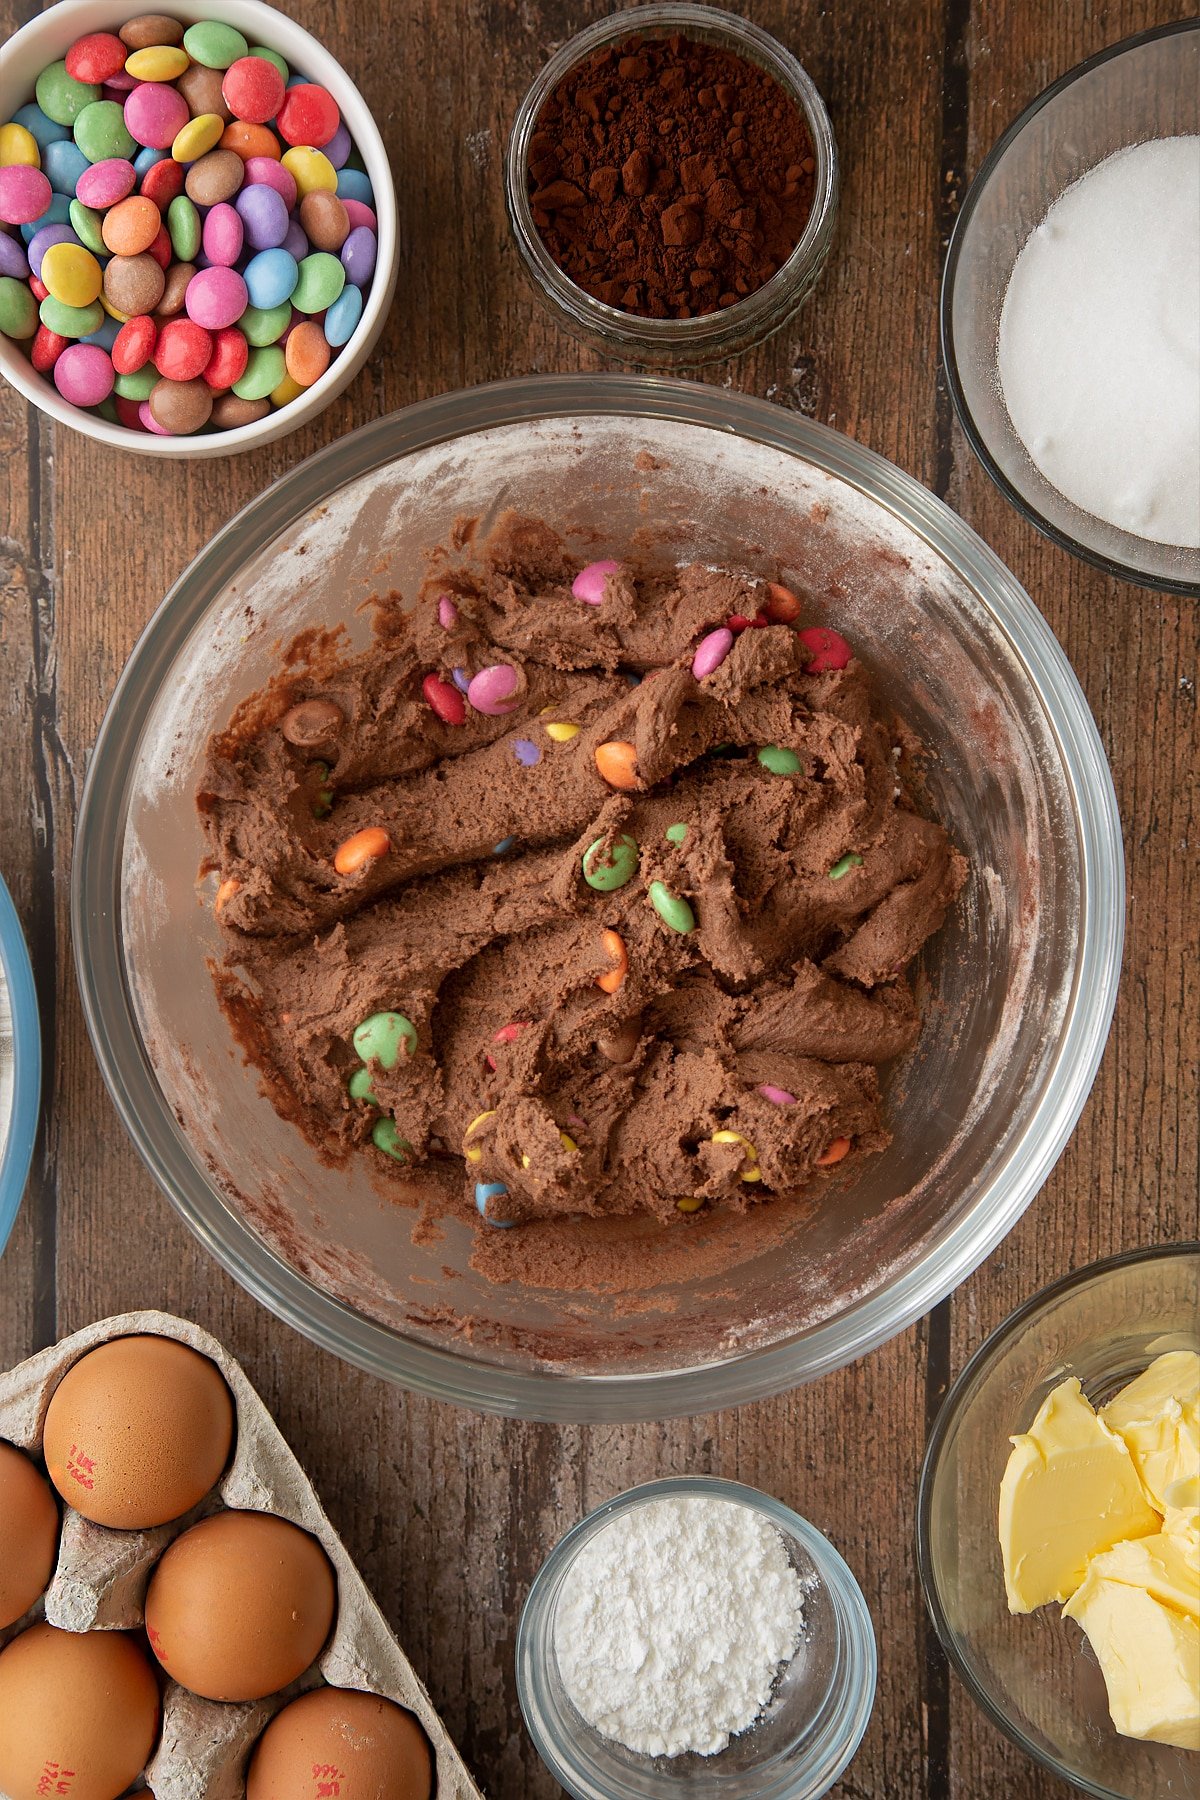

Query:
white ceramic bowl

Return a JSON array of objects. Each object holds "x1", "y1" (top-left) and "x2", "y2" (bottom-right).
[{"x1": 0, "y1": 0, "x2": 398, "y2": 457}]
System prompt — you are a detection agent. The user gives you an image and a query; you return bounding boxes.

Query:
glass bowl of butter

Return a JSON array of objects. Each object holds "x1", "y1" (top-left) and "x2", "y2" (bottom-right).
[{"x1": 918, "y1": 1245, "x2": 1200, "y2": 1799}]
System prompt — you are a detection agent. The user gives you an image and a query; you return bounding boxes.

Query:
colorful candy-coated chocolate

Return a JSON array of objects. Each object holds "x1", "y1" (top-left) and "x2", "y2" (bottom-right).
[
  {"x1": 112, "y1": 313, "x2": 156, "y2": 373},
  {"x1": 816, "y1": 1136, "x2": 852, "y2": 1167},
  {"x1": 202, "y1": 324, "x2": 248, "y2": 390},
  {"x1": 202, "y1": 201, "x2": 243, "y2": 266},
  {"x1": 594, "y1": 739, "x2": 638, "y2": 790},
  {"x1": 73, "y1": 99, "x2": 136, "y2": 163},
  {"x1": 763, "y1": 582, "x2": 802, "y2": 623},
  {"x1": 727, "y1": 611, "x2": 769, "y2": 632},
  {"x1": 65, "y1": 32, "x2": 129, "y2": 84},
  {"x1": 276, "y1": 83, "x2": 340, "y2": 149},
  {"x1": 485, "y1": 1021, "x2": 528, "y2": 1071},
  {"x1": 75, "y1": 156, "x2": 135, "y2": 207},
  {"x1": 492, "y1": 836, "x2": 515, "y2": 856},
  {"x1": 828, "y1": 852, "x2": 864, "y2": 880},
  {"x1": 221, "y1": 56, "x2": 285, "y2": 125},
  {"x1": 39, "y1": 241, "x2": 101, "y2": 307},
  {"x1": 185, "y1": 266, "x2": 248, "y2": 331},
  {"x1": 513, "y1": 738, "x2": 540, "y2": 767},
  {"x1": 757, "y1": 745, "x2": 801, "y2": 775},
  {"x1": 0, "y1": 122, "x2": 40, "y2": 167},
  {"x1": 182, "y1": 20, "x2": 249, "y2": 68},
  {"x1": 758, "y1": 1084, "x2": 796, "y2": 1106},
  {"x1": 711, "y1": 1129, "x2": 761, "y2": 1181},
  {"x1": 0, "y1": 165, "x2": 52, "y2": 225},
  {"x1": 30, "y1": 322, "x2": 67, "y2": 370},
  {"x1": 340, "y1": 225, "x2": 376, "y2": 287},
  {"x1": 798, "y1": 625, "x2": 853, "y2": 672},
  {"x1": 243, "y1": 246, "x2": 297, "y2": 309},
  {"x1": 0, "y1": 235, "x2": 30, "y2": 280},
  {"x1": 333, "y1": 825, "x2": 389, "y2": 875},
  {"x1": 467, "y1": 663, "x2": 521, "y2": 716},
  {"x1": 665, "y1": 822, "x2": 688, "y2": 844},
  {"x1": 281, "y1": 145, "x2": 337, "y2": 198},
  {"x1": 124, "y1": 80, "x2": 189, "y2": 150},
  {"x1": 35, "y1": 64, "x2": 101, "y2": 130},
  {"x1": 39, "y1": 293, "x2": 102, "y2": 337},
  {"x1": 676, "y1": 1195, "x2": 704, "y2": 1213},
  {"x1": 463, "y1": 1110, "x2": 495, "y2": 1164},
  {"x1": 347, "y1": 1065, "x2": 379, "y2": 1105},
  {"x1": 475, "y1": 1180, "x2": 514, "y2": 1227},
  {"x1": 571, "y1": 558, "x2": 620, "y2": 604},
  {"x1": 371, "y1": 1118, "x2": 411, "y2": 1163},
  {"x1": 544, "y1": 720, "x2": 579, "y2": 742},
  {"x1": 648, "y1": 881, "x2": 695, "y2": 934},
  {"x1": 691, "y1": 626, "x2": 733, "y2": 680},
  {"x1": 233, "y1": 343, "x2": 284, "y2": 398},
  {"x1": 597, "y1": 929, "x2": 628, "y2": 994},
  {"x1": 422, "y1": 672, "x2": 465, "y2": 725},
  {"x1": 155, "y1": 316, "x2": 211, "y2": 379},
  {"x1": 352, "y1": 1011, "x2": 417, "y2": 1069},
  {"x1": 323, "y1": 282, "x2": 362, "y2": 347},
  {"x1": 437, "y1": 595, "x2": 458, "y2": 629},
  {"x1": 583, "y1": 833, "x2": 638, "y2": 892}
]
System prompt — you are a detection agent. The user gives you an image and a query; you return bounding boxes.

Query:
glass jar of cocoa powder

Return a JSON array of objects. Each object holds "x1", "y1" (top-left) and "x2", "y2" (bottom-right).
[{"x1": 505, "y1": 3, "x2": 838, "y2": 366}]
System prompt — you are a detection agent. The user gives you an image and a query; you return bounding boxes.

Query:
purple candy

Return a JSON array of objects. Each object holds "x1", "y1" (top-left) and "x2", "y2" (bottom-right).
[
  {"x1": 0, "y1": 231, "x2": 30, "y2": 279},
  {"x1": 28, "y1": 222, "x2": 80, "y2": 278},
  {"x1": 572, "y1": 559, "x2": 620, "y2": 605},
  {"x1": 54, "y1": 344, "x2": 114, "y2": 407},
  {"x1": 451, "y1": 667, "x2": 470, "y2": 693},
  {"x1": 124, "y1": 82, "x2": 189, "y2": 152},
  {"x1": 323, "y1": 119, "x2": 352, "y2": 169},
  {"x1": 340, "y1": 224, "x2": 375, "y2": 288},
  {"x1": 341, "y1": 198, "x2": 376, "y2": 233},
  {"x1": 235, "y1": 183, "x2": 288, "y2": 251},
  {"x1": 75, "y1": 158, "x2": 137, "y2": 209},
  {"x1": 513, "y1": 738, "x2": 541, "y2": 767},
  {"x1": 467, "y1": 664, "x2": 521, "y2": 717},
  {"x1": 0, "y1": 166, "x2": 52, "y2": 227},
  {"x1": 691, "y1": 626, "x2": 733, "y2": 680},
  {"x1": 281, "y1": 217, "x2": 307, "y2": 261},
  {"x1": 102, "y1": 75, "x2": 137, "y2": 101},
  {"x1": 185, "y1": 265, "x2": 248, "y2": 331},
  {"x1": 243, "y1": 157, "x2": 296, "y2": 210},
  {"x1": 437, "y1": 595, "x2": 457, "y2": 629},
  {"x1": 202, "y1": 202, "x2": 243, "y2": 267}
]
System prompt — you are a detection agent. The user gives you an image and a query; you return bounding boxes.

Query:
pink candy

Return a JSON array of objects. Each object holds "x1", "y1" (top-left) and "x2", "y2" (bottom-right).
[
  {"x1": 202, "y1": 203, "x2": 244, "y2": 268},
  {"x1": 185, "y1": 267, "x2": 249, "y2": 331},
  {"x1": 692, "y1": 626, "x2": 733, "y2": 680},
  {"x1": 758, "y1": 1084, "x2": 797, "y2": 1107},
  {"x1": 437, "y1": 595, "x2": 458, "y2": 629},
  {"x1": 342, "y1": 198, "x2": 377, "y2": 233},
  {"x1": 571, "y1": 559, "x2": 620, "y2": 605},
  {"x1": 75, "y1": 158, "x2": 136, "y2": 209},
  {"x1": 138, "y1": 399, "x2": 172, "y2": 435},
  {"x1": 467, "y1": 663, "x2": 521, "y2": 716},
  {"x1": 0, "y1": 165, "x2": 51, "y2": 226},
  {"x1": 244, "y1": 156, "x2": 297, "y2": 209},
  {"x1": 53, "y1": 344, "x2": 114, "y2": 408},
  {"x1": 798, "y1": 626, "x2": 853, "y2": 673},
  {"x1": 124, "y1": 81, "x2": 189, "y2": 151}
]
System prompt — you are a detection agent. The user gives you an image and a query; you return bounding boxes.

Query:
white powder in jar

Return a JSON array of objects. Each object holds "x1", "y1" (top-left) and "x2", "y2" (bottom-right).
[
  {"x1": 997, "y1": 136, "x2": 1200, "y2": 549},
  {"x1": 553, "y1": 1494, "x2": 806, "y2": 1758}
]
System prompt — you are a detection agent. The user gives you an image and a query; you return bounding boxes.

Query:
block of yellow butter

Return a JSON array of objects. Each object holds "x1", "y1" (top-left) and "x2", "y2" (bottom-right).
[
  {"x1": 999, "y1": 1376, "x2": 1160, "y2": 1612},
  {"x1": 1063, "y1": 1545, "x2": 1200, "y2": 1750},
  {"x1": 1101, "y1": 1349, "x2": 1200, "y2": 1516}
]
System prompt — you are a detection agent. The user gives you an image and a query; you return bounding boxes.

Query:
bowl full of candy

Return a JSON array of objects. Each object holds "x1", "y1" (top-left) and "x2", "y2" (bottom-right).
[
  {"x1": 0, "y1": 0, "x2": 396, "y2": 454},
  {"x1": 73, "y1": 374, "x2": 1124, "y2": 1418}
]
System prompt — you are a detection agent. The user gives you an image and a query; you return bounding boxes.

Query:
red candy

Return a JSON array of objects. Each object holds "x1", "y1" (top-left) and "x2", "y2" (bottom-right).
[
  {"x1": 202, "y1": 325, "x2": 249, "y2": 392},
  {"x1": 220, "y1": 56, "x2": 285, "y2": 126},
  {"x1": 29, "y1": 275, "x2": 48, "y2": 303},
  {"x1": 114, "y1": 395, "x2": 146, "y2": 430},
  {"x1": 147, "y1": 224, "x2": 172, "y2": 270},
  {"x1": 422, "y1": 673, "x2": 466, "y2": 726},
  {"x1": 30, "y1": 325, "x2": 68, "y2": 373},
  {"x1": 112, "y1": 315, "x2": 157, "y2": 375},
  {"x1": 797, "y1": 626, "x2": 853, "y2": 673},
  {"x1": 154, "y1": 318, "x2": 212, "y2": 381},
  {"x1": 727, "y1": 612, "x2": 769, "y2": 632},
  {"x1": 140, "y1": 158, "x2": 184, "y2": 209},
  {"x1": 65, "y1": 32, "x2": 128, "y2": 84},
  {"x1": 275, "y1": 83, "x2": 340, "y2": 149}
]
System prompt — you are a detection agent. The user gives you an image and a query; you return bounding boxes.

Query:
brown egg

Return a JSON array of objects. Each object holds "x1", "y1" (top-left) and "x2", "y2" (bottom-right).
[
  {"x1": 0, "y1": 1442, "x2": 59, "y2": 1629},
  {"x1": 0, "y1": 1623, "x2": 159, "y2": 1800},
  {"x1": 144, "y1": 1509, "x2": 336, "y2": 1701},
  {"x1": 247, "y1": 1687, "x2": 434, "y2": 1800},
  {"x1": 42, "y1": 1334, "x2": 235, "y2": 1529}
]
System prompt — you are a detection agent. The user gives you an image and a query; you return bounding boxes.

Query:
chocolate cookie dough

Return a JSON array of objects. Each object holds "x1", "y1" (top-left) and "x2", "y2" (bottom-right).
[{"x1": 199, "y1": 515, "x2": 967, "y2": 1238}]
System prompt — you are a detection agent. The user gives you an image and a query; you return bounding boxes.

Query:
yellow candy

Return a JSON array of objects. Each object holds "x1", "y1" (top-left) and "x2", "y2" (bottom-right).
[
  {"x1": 281, "y1": 145, "x2": 337, "y2": 198},
  {"x1": 125, "y1": 44, "x2": 190, "y2": 80},
  {"x1": 270, "y1": 372, "x2": 305, "y2": 408},
  {"x1": 0, "y1": 122, "x2": 40, "y2": 168},
  {"x1": 463, "y1": 1109, "x2": 495, "y2": 1164},
  {"x1": 40, "y1": 242, "x2": 102, "y2": 309},
  {"x1": 172, "y1": 112, "x2": 225, "y2": 163},
  {"x1": 711, "y1": 1129, "x2": 761, "y2": 1182},
  {"x1": 676, "y1": 1196, "x2": 704, "y2": 1213},
  {"x1": 545, "y1": 722, "x2": 581, "y2": 742}
]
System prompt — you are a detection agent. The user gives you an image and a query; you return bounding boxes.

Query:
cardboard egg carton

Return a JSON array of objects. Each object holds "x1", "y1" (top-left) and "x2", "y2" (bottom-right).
[{"x1": 0, "y1": 1310, "x2": 485, "y2": 1800}]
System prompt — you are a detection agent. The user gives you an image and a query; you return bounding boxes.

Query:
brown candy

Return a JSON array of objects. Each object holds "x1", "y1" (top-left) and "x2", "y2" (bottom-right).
[
  {"x1": 155, "y1": 261, "x2": 194, "y2": 318},
  {"x1": 598, "y1": 1018, "x2": 641, "y2": 1064},
  {"x1": 178, "y1": 62, "x2": 231, "y2": 122},
  {"x1": 103, "y1": 251, "x2": 165, "y2": 317},
  {"x1": 211, "y1": 394, "x2": 269, "y2": 429},
  {"x1": 185, "y1": 150, "x2": 244, "y2": 206},
  {"x1": 280, "y1": 699, "x2": 344, "y2": 753},
  {"x1": 298, "y1": 191, "x2": 350, "y2": 252},
  {"x1": 149, "y1": 377, "x2": 213, "y2": 435},
  {"x1": 118, "y1": 12, "x2": 184, "y2": 48}
]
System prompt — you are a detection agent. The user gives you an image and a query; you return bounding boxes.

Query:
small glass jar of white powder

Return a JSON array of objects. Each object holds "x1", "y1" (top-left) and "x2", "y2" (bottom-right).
[{"x1": 517, "y1": 1478, "x2": 876, "y2": 1800}]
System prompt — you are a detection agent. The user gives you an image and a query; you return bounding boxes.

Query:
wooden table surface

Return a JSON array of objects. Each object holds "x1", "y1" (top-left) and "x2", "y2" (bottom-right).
[{"x1": 1, "y1": 1, "x2": 1196, "y2": 1794}]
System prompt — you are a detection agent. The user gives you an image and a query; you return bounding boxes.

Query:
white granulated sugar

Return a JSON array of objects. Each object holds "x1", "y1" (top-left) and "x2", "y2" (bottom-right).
[
  {"x1": 997, "y1": 136, "x2": 1200, "y2": 549},
  {"x1": 553, "y1": 1495, "x2": 805, "y2": 1758}
]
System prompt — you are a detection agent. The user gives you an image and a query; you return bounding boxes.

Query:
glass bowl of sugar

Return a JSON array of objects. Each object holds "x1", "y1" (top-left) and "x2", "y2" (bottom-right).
[
  {"x1": 942, "y1": 20, "x2": 1199, "y2": 594},
  {"x1": 516, "y1": 1477, "x2": 876, "y2": 1799}
]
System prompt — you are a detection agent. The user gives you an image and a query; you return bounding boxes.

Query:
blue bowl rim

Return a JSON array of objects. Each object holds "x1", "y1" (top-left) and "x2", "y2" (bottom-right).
[{"x1": 0, "y1": 872, "x2": 40, "y2": 1260}]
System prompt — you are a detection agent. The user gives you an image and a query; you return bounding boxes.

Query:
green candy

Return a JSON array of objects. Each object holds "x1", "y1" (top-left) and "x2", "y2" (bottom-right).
[
  {"x1": 757, "y1": 745, "x2": 801, "y2": 776},
  {"x1": 39, "y1": 294, "x2": 102, "y2": 338},
  {"x1": 240, "y1": 301, "x2": 291, "y2": 346},
  {"x1": 234, "y1": 345, "x2": 285, "y2": 400},
  {"x1": 348, "y1": 1066, "x2": 379, "y2": 1106},
  {"x1": 353, "y1": 1011, "x2": 418, "y2": 1069},
  {"x1": 73, "y1": 100, "x2": 135, "y2": 164},
  {"x1": 312, "y1": 761, "x2": 334, "y2": 819},
  {"x1": 828, "y1": 852, "x2": 865, "y2": 881},
  {"x1": 182, "y1": 19, "x2": 250, "y2": 67},
  {"x1": 371, "y1": 1117, "x2": 411, "y2": 1164},
  {"x1": 249, "y1": 44, "x2": 289, "y2": 79},
  {"x1": 68, "y1": 199, "x2": 106, "y2": 255},
  {"x1": 0, "y1": 277, "x2": 38, "y2": 341},
  {"x1": 648, "y1": 880, "x2": 695, "y2": 934},
  {"x1": 167, "y1": 194, "x2": 200, "y2": 262},
  {"x1": 114, "y1": 366, "x2": 158, "y2": 400},
  {"x1": 95, "y1": 397, "x2": 119, "y2": 424},
  {"x1": 291, "y1": 251, "x2": 345, "y2": 315},
  {"x1": 665, "y1": 822, "x2": 688, "y2": 845},
  {"x1": 35, "y1": 61, "x2": 100, "y2": 128},
  {"x1": 582, "y1": 832, "x2": 639, "y2": 892}
]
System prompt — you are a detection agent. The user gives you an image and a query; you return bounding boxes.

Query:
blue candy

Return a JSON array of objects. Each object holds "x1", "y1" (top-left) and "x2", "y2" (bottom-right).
[
  {"x1": 43, "y1": 139, "x2": 89, "y2": 195},
  {"x1": 323, "y1": 281, "x2": 362, "y2": 347},
  {"x1": 243, "y1": 246, "x2": 297, "y2": 309},
  {"x1": 335, "y1": 167, "x2": 373, "y2": 205},
  {"x1": 12, "y1": 103, "x2": 68, "y2": 150},
  {"x1": 81, "y1": 314, "x2": 120, "y2": 350},
  {"x1": 475, "y1": 1181, "x2": 514, "y2": 1228},
  {"x1": 133, "y1": 145, "x2": 169, "y2": 177},
  {"x1": 21, "y1": 194, "x2": 71, "y2": 243}
]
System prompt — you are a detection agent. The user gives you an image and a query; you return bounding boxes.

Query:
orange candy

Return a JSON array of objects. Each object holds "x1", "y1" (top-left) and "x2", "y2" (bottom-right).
[
  {"x1": 764, "y1": 582, "x2": 802, "y2": 623},
  {"x1": 214, "y1": 876, "x2": 240, "y2": 914},
  {"x1": 594, "y1": 740, "x2": 639, "y2": 791},
  {"x1": 596, "y1": 928, "x2": 628, "y2": 994},
  {"x1": 816, "y1": 1135, "x2": 852, "y2": 1167},
  {"x1": 219, "y1": 119, "x2": 280, "y2": 161},
  {"x1": 284, "y1": 320, "x2": 331, "y2": 388},
  {"x1": 334, "y1": 826, "x2": 390, "y2": 875},
  {"x1": 102, "y1": 195, "x2": 162, "y2": 257}
]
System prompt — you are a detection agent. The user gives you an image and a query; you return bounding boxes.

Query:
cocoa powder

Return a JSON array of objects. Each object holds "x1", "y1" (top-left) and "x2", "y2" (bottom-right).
[{"x1": 527, "y1": 33, "x2": 816, "y2": 320}]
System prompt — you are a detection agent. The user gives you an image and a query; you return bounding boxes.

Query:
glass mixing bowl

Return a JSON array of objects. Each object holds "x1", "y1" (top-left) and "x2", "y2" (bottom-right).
[
  {"x1": 918, "y1": 1246, "x2": 1200, "y2": 1799},
  {"x1": 72, "y1": 375, "x2": 1124, "y2": 1420}
]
